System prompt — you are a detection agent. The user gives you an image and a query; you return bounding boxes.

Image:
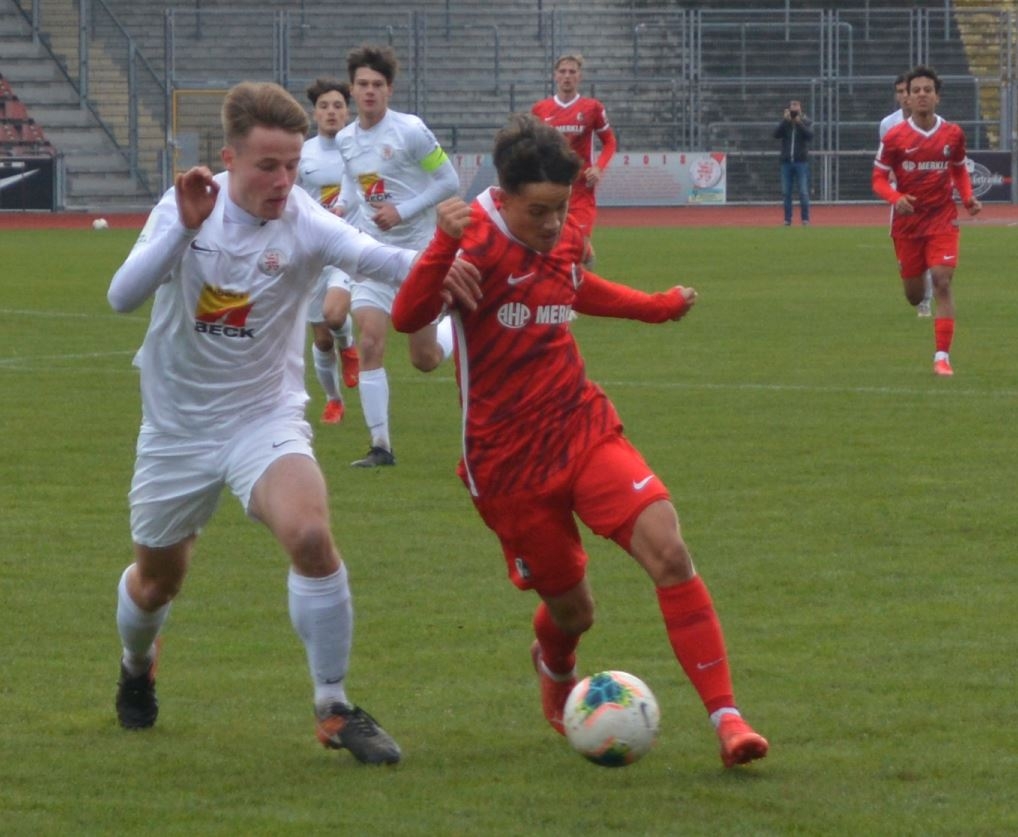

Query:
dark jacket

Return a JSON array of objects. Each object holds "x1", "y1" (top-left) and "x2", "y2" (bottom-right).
[{"x1": 774, "y1": 117, "x2": 813, "y2": 163}]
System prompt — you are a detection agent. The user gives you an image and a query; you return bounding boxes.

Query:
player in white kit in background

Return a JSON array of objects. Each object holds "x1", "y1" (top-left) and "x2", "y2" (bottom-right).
[
  {"x1": 106, "y1": 81, "x2": 415, "y2": 765},
  {"x1": 331, "y1": 44, "x2": 459, "y2": 468},
  {"x1": 297, "y1": 77, "x2": 361, "y2": 424}
]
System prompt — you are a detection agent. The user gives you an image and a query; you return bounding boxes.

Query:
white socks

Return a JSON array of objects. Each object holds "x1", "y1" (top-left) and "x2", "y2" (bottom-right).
[
  {"x1": 358, "y1": 367, "x2": 391, "y2": 450},
  {"x1": 116, "y1": 565, "x2": 169, "y2": 676},
  {"x1": 312, "y1": 345, "x2": 342, "y2": 403},
  {"x1": 709, "y1": 707, "x2": 742, "y2": 729},
  {"x1": 331, "y1": 316, "x2": 354, "y2": 350},
  {"x1": 436, "y1": 316, "x2": 455, "y2": 362},
  {"x1": 288, "y1": 565, "x2": 353, "y2": 709}
]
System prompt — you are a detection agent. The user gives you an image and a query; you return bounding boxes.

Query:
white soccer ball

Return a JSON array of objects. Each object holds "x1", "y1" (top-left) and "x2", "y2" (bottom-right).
[
  {"x1": 92, "y1": 218, "x2": 109, "y2": 230},
  {"x1": 563, "y1": 670, "x2": 660, "y2": 767}
]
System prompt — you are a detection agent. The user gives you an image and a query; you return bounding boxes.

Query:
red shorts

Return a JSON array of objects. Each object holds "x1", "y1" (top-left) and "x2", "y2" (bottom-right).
[
  {"x1": 893, "y1": 229, "x2": 960, "y2": 278},
  {"x1": 472, "y1": 432, "x2": 670, "y2": 597},
  {"x1": 568, "y1": 188, "x2": 597, "y2": 235}
]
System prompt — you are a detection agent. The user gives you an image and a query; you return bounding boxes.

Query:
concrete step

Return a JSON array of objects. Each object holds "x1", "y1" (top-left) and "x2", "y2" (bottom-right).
[
  {"x1": 1, "y1": 79, "x2": 79, "y2": 106},
  {"x1": 68, "y1": 171, "x2": 149, "y2": 195},
  {"x1": 0, "y1": 38, "x2": 45, "y2": 58},
  {"x1": 2, "y1": 60, "x2": 64, "y2": 82}
]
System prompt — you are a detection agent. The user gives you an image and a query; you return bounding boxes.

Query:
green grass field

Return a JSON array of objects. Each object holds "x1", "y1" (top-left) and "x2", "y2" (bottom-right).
[{"x1": 1, "y1": 221, "x2": 1016, "y2": 835}]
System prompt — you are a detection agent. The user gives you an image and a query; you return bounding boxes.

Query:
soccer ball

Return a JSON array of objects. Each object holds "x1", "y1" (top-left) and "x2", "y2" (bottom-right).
[
  {"x1": 92, "y1": 218, "x2": 109, "y2": 230},
  {"x1": 563, "y1": 671, "x2": 660, "y2": 767}
]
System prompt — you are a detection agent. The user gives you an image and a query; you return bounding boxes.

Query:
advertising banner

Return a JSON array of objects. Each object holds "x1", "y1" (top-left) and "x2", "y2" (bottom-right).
[
  {"x1": 0, "y1": 156, "x2": 55, "y2": 210},
  {"x1": 452, "y1": 151, "x2": 727, "y2": 206},
  {"x1": 966, "y1": 151, "x2": 1013, "y2": 202}
]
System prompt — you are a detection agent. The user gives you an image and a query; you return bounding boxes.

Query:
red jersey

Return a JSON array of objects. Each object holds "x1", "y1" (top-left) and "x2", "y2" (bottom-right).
[
  {"x1": 392, "y1": 188, "x2": 686, "y2": 499},
  {"x1": 873, "y1": 115, "x2": 972, "y2": 237},
  {"x1": 531, "y1": 95, "x2": 617, "y2": 207}
]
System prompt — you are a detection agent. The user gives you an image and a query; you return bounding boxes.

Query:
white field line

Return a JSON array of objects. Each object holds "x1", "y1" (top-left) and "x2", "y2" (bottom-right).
[{"x1": 0, "y1": 350, "x2": 137, "y2": 369}]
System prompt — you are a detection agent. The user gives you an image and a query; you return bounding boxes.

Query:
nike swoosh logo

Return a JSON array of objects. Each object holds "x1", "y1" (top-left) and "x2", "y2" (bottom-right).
[
  {"x1": 905, "y1": 147, "x2": 921, "y2": 154},
  {"x1": 272, "y1": 439, "x2": 299, "y2": 449},
  {"x1": 632, "y1": 475, "x2": 654, "y2": 491},
  {"x1": 507, "y1": 272, "x2": 535, "y2": 286},
  {"x1": 943, "y1": 255, "x2": 956, "y2": 261},
  {"x1": 189, "y1": 241, "x2": 218, "y2": 253},
  {"x1": 696, "y1": 658, "x2": 724, "y2": 670},
  {"x1": 0, "y1": 170, "x2": 41, "y2": 191}
]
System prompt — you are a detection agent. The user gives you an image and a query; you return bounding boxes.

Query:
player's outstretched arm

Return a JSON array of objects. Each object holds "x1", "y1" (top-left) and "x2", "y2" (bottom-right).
[
  {"x1": 393, "y1": 198, "x2": 480, "y2": 333},
  {"x1": 574, "y1": 272, "x2": 694, "y2": 323}
]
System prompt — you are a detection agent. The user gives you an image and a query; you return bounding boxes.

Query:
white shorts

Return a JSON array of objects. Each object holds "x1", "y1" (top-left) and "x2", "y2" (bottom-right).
[
  {"x1": 128, "y1": 414, "x2": 315, "y2": 547},
  {"x1": 308, "y1": 266, "x2": 352, "y2": 323},
  {"x1": 350, "y1": 276, "x2": 397, "y2": 315}
]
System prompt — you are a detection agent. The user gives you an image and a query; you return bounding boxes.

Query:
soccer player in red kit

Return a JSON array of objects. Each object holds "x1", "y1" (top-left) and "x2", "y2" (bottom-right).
[
  {"x1": 532, "y1": 53, "x2": 617, "y2": 264},
  {"x1": 873, "y1": 65, "x2": 982, "y2": 376},
  {"x1": 391, "y1": 114, "x2": 768, "y2": 769}
]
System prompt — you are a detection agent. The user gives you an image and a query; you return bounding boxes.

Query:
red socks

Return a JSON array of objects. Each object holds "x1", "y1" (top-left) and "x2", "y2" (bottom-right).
[
  {"x1": 656, "y1": 576, "x2": 735, "y2": 715},
  {"x1": 935, "y1": 317, "x2": 955, "y2": 354},
  {"x1": 533, "y1": 602, "x2": 578, "y2": 674}
]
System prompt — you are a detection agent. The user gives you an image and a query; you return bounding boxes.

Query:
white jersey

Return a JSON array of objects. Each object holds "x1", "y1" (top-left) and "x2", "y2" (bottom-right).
[
  {"x1": 298, "y1": 133, "x2": 352, "y2": 321},
  {"x1": 109, "y1": 171, "x2": 414, "y2": 436},
  {"x1": 337, "y1": 109, "x2": 452, "y2": 249},
  {"x1": 879, "y1": 109, "x2": 906, "y2": 141},
  {"x1": 297, "y1": 133, "x2": 346, "y2": 209}
]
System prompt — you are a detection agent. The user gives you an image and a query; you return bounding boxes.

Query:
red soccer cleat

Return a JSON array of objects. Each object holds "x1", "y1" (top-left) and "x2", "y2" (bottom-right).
[
  {"x1": 340, "y1": 346, "x2": 360, "y2": 388},
  {"x1": 933, "y1": 357, "x2": 954, "y2": 377},
  {"x1": 717, "y1": 713, "x2": 769, "y2": 768},
  {"x1": 530, "y1": 640, "x2": 576, "y2": 736},
  {"x1": 321, "y1": 399, "x2": 345, "y2": 424}
]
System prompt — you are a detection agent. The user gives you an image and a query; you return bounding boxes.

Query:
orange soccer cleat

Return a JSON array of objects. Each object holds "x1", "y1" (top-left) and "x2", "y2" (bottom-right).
[
  {"x1": 933, "y1": 357, "x2": 954, "y2": 377},
  {"x1": 717, "y1": 713, "x2": 769, "y2": 768},
  {"x1": 321, "y1": 399, "x2": 345, "y2": 424}
]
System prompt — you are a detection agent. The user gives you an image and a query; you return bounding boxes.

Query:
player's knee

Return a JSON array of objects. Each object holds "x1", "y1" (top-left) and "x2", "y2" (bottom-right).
[
  {"x1": 409, "y1": 344, "x2": 442, "y2": 373},
  {"x1": 286, "y1": 522, "x2": 337, "y2": 576},
  {"x1": 135, "y1": 571, "x2": 183, "y2": 609}
]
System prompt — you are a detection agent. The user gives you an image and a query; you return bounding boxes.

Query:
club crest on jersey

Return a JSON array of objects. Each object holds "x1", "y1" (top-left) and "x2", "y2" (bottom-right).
[
  {"x1": 514, "y1": 556, "x2": 532, "y2": 581},
  {"x1": 194, "y1": 285, "x2": 254, "y2": 337},
  {"x1": 379, "y1": 144, "x2": 395, "y2": 161},
  {"x1": 258, "y1": 249, "x2": 287, "y2": 276},
  {"x1": 943, "y1": 145, "x2": 952, "y2": 158}
]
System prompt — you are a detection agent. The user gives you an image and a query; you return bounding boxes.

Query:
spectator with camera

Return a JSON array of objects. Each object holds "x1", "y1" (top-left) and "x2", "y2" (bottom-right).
[{"x1": 774, "y1": 99, "x2": 813, "y2": 226}]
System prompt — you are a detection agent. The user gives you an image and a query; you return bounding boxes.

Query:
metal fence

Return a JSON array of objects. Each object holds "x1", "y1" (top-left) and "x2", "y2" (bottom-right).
[{"x1": 11, "y1": 1, "x2": 1018, "y2": 202}]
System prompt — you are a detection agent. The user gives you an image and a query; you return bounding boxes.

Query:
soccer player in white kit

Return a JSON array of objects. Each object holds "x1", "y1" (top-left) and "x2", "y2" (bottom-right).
[
  {"x1": 332, "y1": 44, "x2": 459, "y2": 467},
  {"x1": 297, "y1": 77, "x2": 361, "y2": 424},
  {"x1": 106, "y1": 82, "x2": 411, "y2": 764}
]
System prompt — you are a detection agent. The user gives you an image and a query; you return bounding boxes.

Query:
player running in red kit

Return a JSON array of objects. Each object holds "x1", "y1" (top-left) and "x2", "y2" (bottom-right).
[
  {"x1": 391, "y1": 113, "x2": 768, "y2": 769},
  {"x1": 532, "y1": 53, "x2": 617, "y2": 264},
  {"x1": 873, "y1": 65, "x2": 982, "y2": 376}
]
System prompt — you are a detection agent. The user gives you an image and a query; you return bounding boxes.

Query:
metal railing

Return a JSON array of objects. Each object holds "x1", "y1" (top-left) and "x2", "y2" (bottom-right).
[{"x1": 8, "y1": 2, "x2": 1018, "y2": 203}]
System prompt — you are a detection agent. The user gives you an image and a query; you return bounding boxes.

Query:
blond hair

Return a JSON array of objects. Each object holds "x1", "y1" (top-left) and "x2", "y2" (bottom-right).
[
  {"x1": 221, "y1": 81, "x2": 309, "y2": 145},
  {"x1": 554, "y1": 52, "x2": 584, "y2": 70}
]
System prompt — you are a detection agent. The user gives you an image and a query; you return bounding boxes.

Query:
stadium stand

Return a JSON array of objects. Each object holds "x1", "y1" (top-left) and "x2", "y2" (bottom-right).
[
  {"x1": 0, "y1": 72, "x2": 55, "y2": 157},
  {"x1": 2, "y1": 0, "x2": 1013, "y2": 209}
]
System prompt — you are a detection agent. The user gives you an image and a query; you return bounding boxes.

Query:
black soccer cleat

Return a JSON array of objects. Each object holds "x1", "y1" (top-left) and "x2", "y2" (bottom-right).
[
  {"x1": 116, "y1": 660, "x2": 159, "y2": 729},
  {"x1": 350, "y1": 446, "x2": 396, "y2": 468},
  {"x1": 315, "y1": 703, "x2": 402, "y2": 765}
]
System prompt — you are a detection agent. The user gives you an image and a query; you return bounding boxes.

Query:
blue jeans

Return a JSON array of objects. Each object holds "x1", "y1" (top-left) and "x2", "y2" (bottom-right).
[{"x1": 780, "y1": 161, "x2": 810, "y2": 224}]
